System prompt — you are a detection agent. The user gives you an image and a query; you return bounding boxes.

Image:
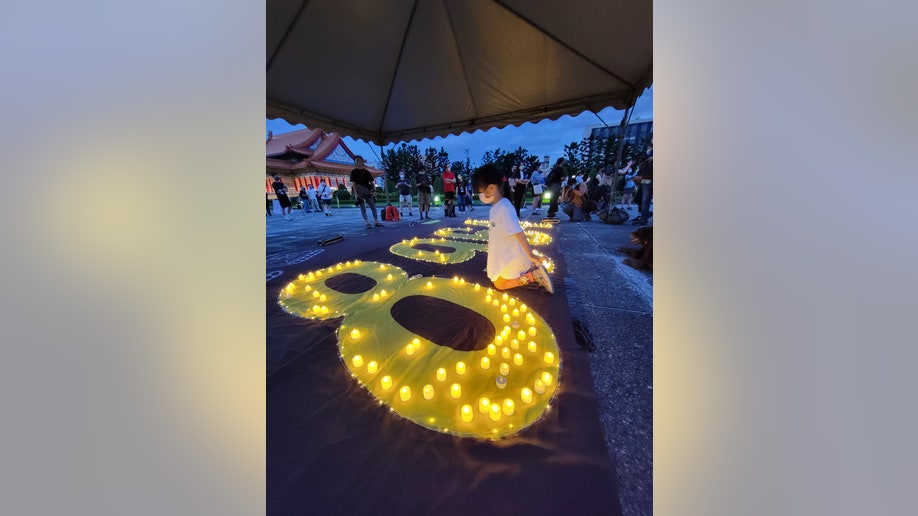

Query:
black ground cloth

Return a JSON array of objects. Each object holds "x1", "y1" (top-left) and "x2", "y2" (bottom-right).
[{"x1": 267, "y1": 217, "x2": 622, "y2": 515}]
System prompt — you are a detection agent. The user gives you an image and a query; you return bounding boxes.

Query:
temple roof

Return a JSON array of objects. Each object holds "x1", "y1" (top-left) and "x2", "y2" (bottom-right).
[{"x1": 266, "y1": 128, "x2": 383, "y2": 176}]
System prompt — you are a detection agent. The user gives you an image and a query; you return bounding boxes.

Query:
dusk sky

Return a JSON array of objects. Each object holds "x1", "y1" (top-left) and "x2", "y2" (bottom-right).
[{"x1": 267, "y1": 86, "x2": 652, "y2": 168}]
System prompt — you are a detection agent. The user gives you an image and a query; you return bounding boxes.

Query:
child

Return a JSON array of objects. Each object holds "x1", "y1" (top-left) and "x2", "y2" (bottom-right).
[{"x1": 471, "y1": 165, "x2": 553, "y2": 293}]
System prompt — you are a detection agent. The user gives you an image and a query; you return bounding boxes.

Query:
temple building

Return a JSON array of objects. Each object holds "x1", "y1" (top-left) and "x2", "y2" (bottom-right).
[{"x1": 266, "y1": 128, "x2": 384, "y2": 198}]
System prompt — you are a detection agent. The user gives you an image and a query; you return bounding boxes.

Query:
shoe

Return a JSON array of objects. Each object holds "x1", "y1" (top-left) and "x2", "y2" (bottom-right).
[
  {"x1": 530, "y1": 264, "x2": 554, "y2": 294},
  {"x1": 375, "y1": 222, "x2": 383, "y2": 227},
  {"x1": 366, "y1": 223, "x2": 371, "y2": 229}
]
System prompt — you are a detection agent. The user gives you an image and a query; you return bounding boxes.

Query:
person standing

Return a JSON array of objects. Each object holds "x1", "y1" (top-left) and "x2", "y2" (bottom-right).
[
  {"x1": 510, "y1": 164, "x2": 529, "y2": 217},
  {"x1": 298, "y1": 185, "x2": 311, "y2": 214},
  {"x1": 416, "y1": 169, "x2": 432, "y2": 220},
  {"x1": 305, "y1": 184, "x2": 320, "y2": 212},
  {"x1": 317, "y1": 179, "x2": 333, "y2": 216},
  {"x1": 621, "y1": 164, "x2": 637, "y2": 210},
  {"x1": 350, "y1": 156, "x2": 383, "y2": 228},
  {"x1": 528, "y1": 166, "x2": 544, "y2": 215},
  {"x1": 442, "y1": 163, "x2": 456, "y2": 217},
  {"x1": 396, "y1": 170, "x2": 413, "y2": 217},
  {"x1": 631, "y1": 141, "x2": 653, "y2": 225},
  {"x1": 272, "y1": 175, "x2": 294, "y2": 220},
  {"x1": 544, "y1": 158, "x2": 565, "y2": 218}
]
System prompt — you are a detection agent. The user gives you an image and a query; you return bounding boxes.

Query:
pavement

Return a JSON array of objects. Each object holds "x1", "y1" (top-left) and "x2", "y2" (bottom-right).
[{"x1": 267, "y1": 200, "x2": 653, "y2": 516}]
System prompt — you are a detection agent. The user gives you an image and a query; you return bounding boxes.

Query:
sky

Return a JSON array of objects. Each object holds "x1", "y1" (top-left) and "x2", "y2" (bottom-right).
[{"x1": 267, "y1": 86, "x2": 652, "y2": 169}]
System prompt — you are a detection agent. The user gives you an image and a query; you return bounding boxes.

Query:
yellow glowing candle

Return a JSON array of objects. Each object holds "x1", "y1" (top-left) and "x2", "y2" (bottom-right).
[
  {"x1": 405, "y1": 344, "x2": 415, "y2": 356},
  {"x1": 312, "y1": 305, "x2": 321, "y2": 313},
  {"x1": 485, "y1": 295, "x2": 492, "y2": 303},
  {"x1": 474, "y1": 283, "x2": 481, "y2": 291},
  {"x1": 399, "y1": 386, "x2": 411, "y2": 401},
  {"x1": 412, "y1": 338, "x2": 420, "y2": 347},
  {"x1": 511, "y1": 339, "x2": 519, "y2": 350},
  {"x1": 436, "y1": 368, "x2": 447, "y2": 382},
  {"x1": 372, "y1": 293, "x2": 380, "y2": 301},
  {"x1": 544, "y1": 351, "x2": 555, "y2": 364},
  {"x1": 508, "y1": 298, "x2": 516, "y2": 306},
  {"x1": 502, "y1": 347, "x2": 511, "y2": 359},
  {"x1": 381, "y1": 376, "x2": 393, "y2": 390},
  {"x1": 351, "y1": 355, "x2": 364, "y2": 368},
  {"x1": 487, "y1": 344, "x2": 497, "y2": 356},
  {"x1": 387, "y1": 274, "x2": 393, "y2": 281},
  {"x1": 379, "y1": 264, "x2": 385, "y2": 270},
  {"x1": 480, "y1": 357, "x2": 490, "y2": 369},
  {"x1": 512, "y1": 308, "x2": 520, "y2": 317},
  {"x1": 502, "y1": 293, "x2": 509, "y2": 301},
  {"x1": 492, "y1": 299, "x2": 499, "y2": 307},
  {"x1": 380, "y1": 289, "x2": 387, "y2": 297},
  {"x1": 520, "y1": 387, "x2": 533, "y2": 404},
  {"x1": 350, "y1": 329, "x2": 361, "y2": 340},
  {"x1": 427, "y1": 281, "x2": 433, "y2": 289},
  {"x1": 319, "y1": 294, "x2": 327, "y2": 302},
  {"x1": 450, "y1": 383, "x2": 461, "y2": 399},
  {"x1": 479, "y1": 396, "x2": 491, "y2": 414},
  {"x1": 486, "y1": 288, "x2": 493, "y2": 295},
  {"x1": 499, "y1": 362, "x2": 510, "y2": 376},
  {"x1": 423, "y1": 384, "x2": 434, "y2": 400},
  {"x1": 460, "y1": 404, "x2": 473, "y2": 422},
  {"x1": 502, "y1": 314, "x2": 510, "y2": 323},
  {"x1": 320, "y1": 306, "x2": 329, "y2": 314},
  {"x1": 489, "y1": 403, "x2": 501, "y2": 421},
  {"x1": 541, "y1": 371, "x2": 554, "y2": 387},
  {"x1": 527, "y1": 341, "x2": 537, "y2": 353},
  {"x1": 502, "y1": 399, "x2": 515, "y2": 416},
  {"x1": 513, "y1": 353, "x2": 523, "y2": 366},
  {"x1": 453, "y1": 276, "x2": 459, "y2": 283},
  {"x1": 520, "y1": 304, "x2": 527, "y2": 313},
  {"x1": 500, "y1": 304, "x2": 507, "y2": 313},
  {"x1": 534, "y1": 378, "x2": 546, "y2": 394},
  {"x1": 312, "y1": 291, "x2": 320, "y2": 298},
  {"x1": 528, "y1": 326, "x2": 537, "y2": 337},
  {"x1": 366, "y1": 361, "x2": 378, "y2": 374},
  {"x1": 455, "y1": 361, "x2": 466, "y2": 375},
  {"x1": 516, "y1": 330, "x2": 525, "y2": 341}
]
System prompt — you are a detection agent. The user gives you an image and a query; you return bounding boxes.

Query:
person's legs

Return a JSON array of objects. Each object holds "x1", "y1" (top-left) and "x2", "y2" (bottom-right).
[
  {"x1": 547, "y1": 184, "x2": 560, "y2": 217},
  {"x1": 640, "y1": 182, "x2": 653, "y2": 220},
  {"x1": 357, "y1": 197, "x2": 369, "y2": 224},
  {"x1": 367, "y1": 195, "x2": 380, "y2": 224}
]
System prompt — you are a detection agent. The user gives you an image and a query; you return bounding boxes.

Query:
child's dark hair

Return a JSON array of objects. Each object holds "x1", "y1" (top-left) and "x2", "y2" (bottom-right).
[{"x1": 471, "y1": 164, "x2": 504, "y2": 192}]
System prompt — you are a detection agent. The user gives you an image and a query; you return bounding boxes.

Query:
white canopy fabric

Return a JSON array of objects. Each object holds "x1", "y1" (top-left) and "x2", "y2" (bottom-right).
[{"x1": 267, "y1": 0, "x2": 652, "y2": 145}]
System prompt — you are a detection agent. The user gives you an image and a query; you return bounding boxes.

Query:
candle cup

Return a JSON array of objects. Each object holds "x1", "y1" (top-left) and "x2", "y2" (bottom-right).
[
  {"x1": 399, "y1": 386, "x2": 411, "y2": 401},
  {"x1": 543, "y1": 351, "x2": 555, "y2": 364},
  {"x1": 351, "y1": 355, "x2": 364, "y2": 368},
  {"x1": 511, "y1": 339, "x2": 519, "y2": 350},
  {"x1": 520, "y1": 304, "x2": 527, "y2": 313},
  {"x1": 436, "y1": 368, "x2": 447, "y2": 382},
  {"x1": 534, "y1": 378, "x2": 546, "y2": 394},
  {"x1": 489, "y1": 403, "x2": 502, "y2": 422},
  {"x1": 480, "y1": 357, "x2": 491, "y2": 370},
  {"x1": 502, "y1": 314, "x2": 510, "y2": 323},
  {"x1": 479, "y1": 397, "x2": 491, "y2": 414},
  {"x1": 501, "y1": 347, "x2": 511, "y2": 359},
  {"x1": 450, "y1": 383, "x2": 462, "y2": 399},
  {"x1": 366, "y1": 361, "x2": 378, "y2": 374},
  {"x1": 527, "y1": 341, "x2": 537, "y2": 353},
  {"x1": 541, "y1": 371, "x2": 554, "y2": 387},
  {"x1": 502, "y1": 399, "x2": 515, "y2": 416},
  {"x1": 520, "y1": 387, "x2": 533, "y2": 404},
  {"x1": 487, "y1": 344, "x2": 497, "y2": 356},
  {"x1": 513, "y1": 353, "x2": 523, "y2": 366},
  {"x1": 512, "y1": 308, "x2": 520, "y2": 317},
  {"x1": 460, "y1": 404, "x2": 473, "y2": 423},
  {"x1": 499, "y1": 362, "x2": 510, "y2": 376},
  {"x1": 381, "y1": 376, "x2": 393, "y2": 390},
  {"x1": 496, "y1": 375, "x2": 507, "y2": 389},
  {"x1": 517, "y1": 330, "x2": 526, "y2": 341},
  {"x1": 423, "y1": 384, "x2": 434, "y2": 400},
  {"x1": 500, "y1": 304, "x2": 508, "y2": 313},
  {"x1": 528, "y1": 326, "x2": 537, "y2": 337},
  {"x1": 455, "y1": 361, "x2": 466, "y2": 375}
]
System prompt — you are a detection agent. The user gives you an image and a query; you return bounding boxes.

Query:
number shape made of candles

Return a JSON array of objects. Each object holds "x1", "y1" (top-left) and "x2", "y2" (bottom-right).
[
  {"x1": 389, "y1": 237, "x2": 487, "y2": 264},
  {"x1": 279, "y1": 260, "x2": 561, "y2": 439}
]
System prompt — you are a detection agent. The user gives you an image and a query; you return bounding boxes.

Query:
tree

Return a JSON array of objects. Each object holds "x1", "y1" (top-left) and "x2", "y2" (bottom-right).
[{"x1": 381, "y1": 143, "x2": 423, "y2": 186}]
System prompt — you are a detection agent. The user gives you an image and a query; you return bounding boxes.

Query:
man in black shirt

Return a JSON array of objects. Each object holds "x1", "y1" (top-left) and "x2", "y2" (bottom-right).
[{"x1": 544, "y1": 158, "x2": 566, "y2": 218}]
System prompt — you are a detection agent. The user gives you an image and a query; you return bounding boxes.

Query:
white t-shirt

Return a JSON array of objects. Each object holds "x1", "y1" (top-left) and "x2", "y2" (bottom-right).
[
  {"x1": 318, "y1": 184, "x2": 332, "y2": 200},
  {"x1": 486, "y1": 198, "x2": 531, "y2": 281}
]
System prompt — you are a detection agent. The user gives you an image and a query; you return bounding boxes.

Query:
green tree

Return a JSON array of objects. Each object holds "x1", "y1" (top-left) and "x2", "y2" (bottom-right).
[{"x1": 381, "y1": 143, "x2": 423, "y2": 186}]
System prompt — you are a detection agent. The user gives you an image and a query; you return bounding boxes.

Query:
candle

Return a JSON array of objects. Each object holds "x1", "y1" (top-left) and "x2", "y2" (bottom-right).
[
  {"x1": 508, "y1": 298, "x2": 516, "y2": 306},
  {"x1": 500, "y1": 304, "x2": 507, "y2": 313},
  {"x1": 487, "y1": 344, "x2": 497, "y2": 356},
  {"x1": 460, "y1": 404, "x2": 473, "y2": 422},
  {"x1": 450, "y1": 383, "x2": 461, "y2": 399},
  {"x1": 351, "y1": 355, "x2": 364, "y2": 368},
  {"x1": 313, "y1": 290, "x2": 320, "y2": 298},
  {"x1": 502, "y1": 399, "x2": 515, "y2": 416},
  {"x1": 489, "y1": 403, "x2": 502, "y2": 421},
  {"x1": 499, "y1": 362, "x2": 510, "y2": 376},
  {"x1": 520, "y1": 387, "x2": 533, "y2": 404},
  {"x1": 366, "y1": 361, "x2": 378, "y2": 374},
  {"x1": 492, "y1": 299, "x2": 499, "y2": 307},
  {"x1": 320, "y1": 306, "x2": 329, "y2": 314},
  {"x1": 436, "y1": 368, "x2": 447, "y2": 382},
  {"x1": 534, "y1": 378, "x2": 546, "y2": 394},
  {"x1": 496, "y1": 375, "x2": 507, "y2": 389},
  {"x1": 381, "y1": 375, "x2": 393, "y2": 390},
  {"x1": 544, "y1": 351, "x2": 555, "y2": 364},
  {"x1": 486, "y1": 288, "x2": 493, "y2": 295},
  {"x1": 405, "y1": 344, "x2": 415, "y2": 356},
  {"x1": 520, "y1": 304, "x2": 527, "y2": 313},
  {"x1": 480, "y1": 357, "x2": 490, "y2": 369},
  {"x1": 513, "y1": 353, "x2": 523, "y2": 366},
  {"x1": 541, "y1": 371, "x2": 554, "y2": 387},
  {"x1": 312, "y1": 305, "x2": 320, "y2": 313},
  {"x1": 453, "y1": 276, "x2": 459, "y2": 283},
  {"x1": 423, "y1": 384, "x2": 434, "y2": 400},
  {"x1": 427, "y1": 281, "x2": 433, "y2": 288},
  {"x1": 372, "y1": 293, "x2": 380, "y2": 301},
  {"x1": 502, "y1": 293, "x2": 509, "y2": 301},
  {"x1": 485, "y1": 295, "x2": 492, "y2": 303},
  {"x1": 502, "y1": 347, "x2": 511, "y2": 359},
  {"x1": 387, "y1": 273, "x2": 393, "y2": 280},
  {"x1": 455, "y1": 361, "x2": 466, "y2": 375},
  {"x1": 319, "y1": 294, "x2": 327, "y2": 302},
  {"x1": 380, "y1": 289, "x2": 387, "y2": 297},
  {"x1": 479, "y1": 396, "x2": 491, "y2": 414},
  {"x1": 527, "y1": 341, "x2": 537, "y2": 353},
  {"x1": 350, "y1": 329, "x2": 361, "y2": 340},
  {"x1": 511, "y1": 339, "x2": 519, "y2": 350},
  {"x1": 528, "y1": 326, "x2": 537, "y2": 337},
  {"x1": 495, "y1": 335, "x2": 503, "y2": 345},
  {"x1": 474, "y1": 283, "x2": 481, "y2": 291},
  {"x1": 516, "y1": 330, "x2": 525, "y2": 341},
  {"x1": 502, "y1": 314, "x2": 510, "y2": 323},
  {"x1": 399, "y1": 386, "x2": 411, "y2": 401},
  {"x1": 412, "y1": 338, "x2": 420, "y2": 348},
  {"x1": 512, "y1": 308, "x2": 519, "y2": 317}
]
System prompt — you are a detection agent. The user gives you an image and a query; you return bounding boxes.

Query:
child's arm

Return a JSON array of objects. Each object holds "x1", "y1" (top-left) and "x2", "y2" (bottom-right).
[{"x1": 512, "y1": 230, "x2": 542, "y2": 268}]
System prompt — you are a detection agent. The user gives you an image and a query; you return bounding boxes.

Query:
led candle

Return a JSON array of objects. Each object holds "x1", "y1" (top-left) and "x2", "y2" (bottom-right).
[
  {"x1": 502, "y1": 347, "x2": 511, "y2": 359},
  {"x1": 543, "y1": 351, "x2": 555, "y2": 364},
  {"x1": 453, "y1": 276, "x2": 459, "y2": 283},
  {"x1": 455, "y1": 361, "x2": 466, "y2": 375},
  {"x1": 502, "y1": 293, "x2": 509, "y2": 301},
  {"x1": 511, "y1": 339, "x2": 519, "y2": 350},
  {"x1": 436, "y1": 368, "x2": 447, "y2": 382},
  {"x1": 485, "y1": 295, "x2": 492, "y2": 303},
  {"x1": 499, "y1": 362, "x2": 510, "y2": 376},
  {"x1": 423, "y1": 384, "x2": 434, "y2": 400},
  {"x1": 381, "y1": 376, "x2": 393, "y2": 390},
  {"x1": 534, "y1": 378, "x2": 546, "y2": 394},
  {"x1": 527, "y1": 341, "x2": 537, "y2": 353},
  {"x1": 486, "y1": 288, "x2": 493, "y2": 295},
  {"x1": 351, "y1": 355, "x2": 364, "y2": 368},
  {"x1": 313, "y1": 291, "x2": 320, "y2": 298},
  {"x1": 520, "y1": 304, "x2": 527, "y2": 313},
  {"x1": 405, "y1": 344, "x2": 415, "y2": 356},
  {"x1": 517, "y1": 330, "x2": 526, "y2": 341},
  {"x1": 350, "y1": 329, "x2": 361, "y2": 340},
  {"x1": 489, "y1": 403, "x2": 502, "y2": 422},
  {"x1": 502, "y1": 314, "x2": 510, "y2": 323},
  {"x1": 502, "y1": 399, "x2": 515, "y2": 416},
  {"x1": 313, "y1": 305, "x2": 321, "y2": 313},
  {"x1": 460, "y1": 404, "x2": 473, "y2": 422},
  {"x1": 479, "y1": 396, "x2": 491, "y2": 414},
  {"x1": 319, "y1": 294, "x2": 327, "y2": 302},
  {"x1": 508, "y1": 298, "x2": 516, "y2": 306},
  {"x1": 512, "y1": 308, "x2": 520, "y2": 317},
  {"x1": 500, "y1": 304, "x2": 507, "y2": 313},
  {"x1": 474, "y1": 283, "x2": 481, "y2": 291},
  {"x1": 450, "y1": 383, "x2": 461, "y2": 399},
  {"x1": 541, "y1": 371, "x2": 554, "y2": 387},
  {"x1": 366, "y1": 361, "x2": 378, "y2": 374},
  {"x1": 513, "y1": 353, "x2": 524, "y2": 366},
  {"x1": 320, "y1": 306, "x2": 329, "y2": 314},
  {"x1": 380, "y1": 289, "x2": 387, "y2": 297},
  {"x1": 427, "y1": 281, "x2": 433, "y2": 289},
  {"x1": 372, "y1": 293, "x2": 380, "y2": 301},
  {"x1": 528, "y1": 326, "x2": 537, "y2": 336},
  {"x1": 492, "y1": 299, "x2": 499, "y2": 307},
  {"x1": 412, "y1": 338, "x2": 420, "y2": 347},
  {"x1": 387, "y1": 274, "x2": 393, "y2": 281},
  {"x1": 487, "y1": 344, "x2": 497, "y2": 356},
  {"x1": 496, "y1": 375, "x2": 507, "y2": 389},
  {"x1": 399, "y1": 386, "x2": 411, "y2": 401},
  {"x1": 520, "y1": 387, "x2": 533, "y2": 404},
  {"x1": 480, "y1": 357, "x2": 490, "y2": 369}
]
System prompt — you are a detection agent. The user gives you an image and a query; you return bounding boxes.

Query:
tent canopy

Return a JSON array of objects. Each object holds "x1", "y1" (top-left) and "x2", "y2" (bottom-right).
[{"x1": 267, "y1": 0, "x2": 652, "y2": 145}]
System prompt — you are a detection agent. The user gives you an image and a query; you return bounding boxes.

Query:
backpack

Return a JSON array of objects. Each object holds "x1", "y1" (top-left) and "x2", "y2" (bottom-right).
[{"x1": 597, "y1": 206, "x2": 630, "y2": 225}]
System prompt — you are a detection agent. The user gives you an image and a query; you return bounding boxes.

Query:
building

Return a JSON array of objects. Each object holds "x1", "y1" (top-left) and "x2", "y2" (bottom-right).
[
  {"x1": 266, "y1": 128, "x2": 384, "y2": 198},
  {"x1": 584, "y1": 118, "x2": 653, "y2": 146}
]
